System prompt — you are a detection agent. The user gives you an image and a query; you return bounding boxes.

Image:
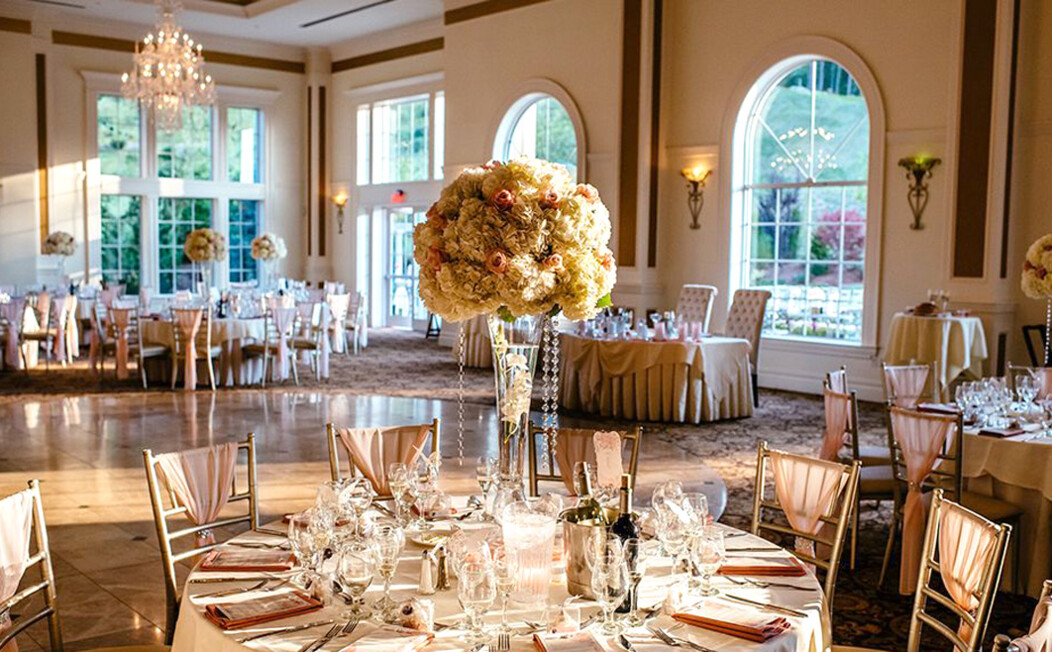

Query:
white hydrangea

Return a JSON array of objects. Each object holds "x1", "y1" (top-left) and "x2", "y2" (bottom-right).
[
  {"x1": 183, "y1": 228, "x2": 228, "y2": 263},
  {"x1": 250, "y1": 233, "x2": 288, "y2": 262}
]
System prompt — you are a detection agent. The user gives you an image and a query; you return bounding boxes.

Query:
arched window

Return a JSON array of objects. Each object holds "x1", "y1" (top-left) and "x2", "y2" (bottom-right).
[
  {"x1": 495, "y1": 93, "x2": 579, "y2": 179},
  {"x1": 734, "y1": 57, "x2": 871, "y2": 343}
]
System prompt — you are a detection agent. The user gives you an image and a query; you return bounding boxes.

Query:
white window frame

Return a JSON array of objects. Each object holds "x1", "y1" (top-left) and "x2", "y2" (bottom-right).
[
  {"x1": 490, "y1": 78, "x2": 587, "y2": 181},
  {"x1": 82, "y1": 71, "x2": 279, "y2": 293},
  {"x1": 723, "y1": 38, "x2": 885, "y2": 349}
]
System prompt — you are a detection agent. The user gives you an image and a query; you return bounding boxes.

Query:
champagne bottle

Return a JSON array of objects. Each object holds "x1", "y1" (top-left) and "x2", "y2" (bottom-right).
[
  {"x1": 569, "y1": 462, "x2": 605, "y2": 524},
  {"x1": 612, "y1": 474, "x2": 639, "y2": 613}
]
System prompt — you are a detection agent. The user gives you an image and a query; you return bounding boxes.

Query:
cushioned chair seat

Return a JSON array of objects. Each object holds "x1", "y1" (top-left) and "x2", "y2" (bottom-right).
[
  {"x1": 241, "y1": 341, "x2": 280, "y2": 355},
  {"x1": 858, "y1": 465, "x2": 895, "y2": 497},
  {"x1": 962, "y1": 491, "x2": 1024, "y2": 521},
  {"x1": 21, "y1": 329, "x2": 57, "y2": 341},
  {"x1": 291, "y1": 338, "x2": 320, "y2": 349},
  {"x1": 857, "y1": 444, "x2": 891, "y2": 467}
]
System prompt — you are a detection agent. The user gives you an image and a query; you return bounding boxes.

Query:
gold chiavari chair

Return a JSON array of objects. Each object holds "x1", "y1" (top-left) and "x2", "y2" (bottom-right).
[
  {"x1": 882, "y1": 362, "x2": 937, "y2": 407},
  {"x1": 834, "y1": 490, "x2": 1011, "y2": 652},
  {"x1": 751, "y1": 441, "x2": 861, "y2": 604},
  {"x1": 169, "y1": 308, "x2": 219, "y2": 391},
  {"x1": 525, "y1": 423, "x2": 643, "y2": 497},
  {"x1": 242, "y1": 304, "x2": 300, "y2": 387},
  {"x1": 143, "y1": 435, "x2": 259, "y2": 644},
  {"x1": 326, "y1": 420, "x2": 441, "y2": 497}
]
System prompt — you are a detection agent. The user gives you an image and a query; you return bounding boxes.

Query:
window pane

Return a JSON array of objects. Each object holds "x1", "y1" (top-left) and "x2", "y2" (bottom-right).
[
  {"x1": 227, "y1": 107, "x2": 262, "y2": 183},
  {"x1": 504, "y1": 95, "x2": 577, "y2": 180},
  {"x1": 812, "y1": 60, "x2": 869, "y2": 182},
  {"x1": 157, "y1": 106, "x2": 212, "y2": 180},
  {"x1": 372, "y1": 95, "x2": 429, "y2": 184},
  {"x1": 228, "y1": 199, "x2": 260, "y2": 283},
  {"x1": 97, "y1": 95, "x2": 140, "y2": 177},
  {"x1": 356, "y1": 104, "x2": 371, "y2": 186},
  {"x1": 100, "y1": 195, "x2": 141, "y2": 293},
  {"x1": 158, "y1": 197, "x2": 211, "y2": 293}
]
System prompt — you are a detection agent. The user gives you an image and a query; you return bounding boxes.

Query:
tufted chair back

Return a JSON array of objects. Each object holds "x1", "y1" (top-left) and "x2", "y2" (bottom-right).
[
  {"x1": 725, "y1": 289, "x2": 771, "y2": 364},
  {"x1": 676, "y1": 284, "x2": 718, "y2": 332}
]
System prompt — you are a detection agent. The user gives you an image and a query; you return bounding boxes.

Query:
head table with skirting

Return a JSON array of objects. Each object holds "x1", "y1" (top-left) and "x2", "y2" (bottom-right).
[
  {"x1": 558, "y1": 334, "x2": 754, "y2": 424},
  {"x1": 140, "y1": 317, "x2": 267, "y2": 386},
  {"x1": 171, "y1": 517, "x2": 830, "y2": 652},
  {"x1": 963, "y1": 429, "x2": 1052, "y2": 598}
]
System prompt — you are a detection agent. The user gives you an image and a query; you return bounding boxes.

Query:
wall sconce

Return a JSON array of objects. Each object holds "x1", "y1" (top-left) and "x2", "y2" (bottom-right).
[
  {"x1": 332, "y1": 191, "x2": 349, "y2": 234},
  {"x1": 898, "y1": 156, "x2": 941, "y2": 230},
  {"x1": 681, "y1": 165, "x2": 712, "y2": 230}
]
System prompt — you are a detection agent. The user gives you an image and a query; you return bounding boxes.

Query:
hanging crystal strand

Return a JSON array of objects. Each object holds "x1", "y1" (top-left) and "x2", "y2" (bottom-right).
[
  {"x1": 540, "y1": 318, "x2": 554, "y2": 473},
  {"x1": 549, "y1": 325, "x2": 561, "y2": 466},
  {"x1": 1045, "y1": 298, "x2": 1051, "y2": 366},
  {"x1": 457, "y1": 325, "x2": 467, "y2": 466}
]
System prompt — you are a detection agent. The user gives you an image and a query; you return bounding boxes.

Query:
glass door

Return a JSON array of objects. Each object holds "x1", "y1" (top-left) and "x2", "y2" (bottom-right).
[{"x1": 386, "y1": 206, "x2": 428, "y2": 329}]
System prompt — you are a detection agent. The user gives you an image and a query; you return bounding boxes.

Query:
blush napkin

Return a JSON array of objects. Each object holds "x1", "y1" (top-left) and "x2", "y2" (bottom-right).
[
  {"x1": 203, "y1": 590, "x2": 322, "y2": 630},
  {"x1": 717, "y1": 556, "x2": 807, "y2": 577},
  {"x1": 199, "y1": 549, "x2": 296, "y2": 572},
  {"x1": 673, "y1": 600, "x2": 792, "y2": 643},
  {"x1": 532, "y1": 630, "x2": 605, "y2": 652}
]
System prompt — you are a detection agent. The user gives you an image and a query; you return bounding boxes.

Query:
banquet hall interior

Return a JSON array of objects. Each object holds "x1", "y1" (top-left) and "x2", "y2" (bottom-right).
[{"x1": 0, "y1": 0, "x2": 1051, "y2": 651}]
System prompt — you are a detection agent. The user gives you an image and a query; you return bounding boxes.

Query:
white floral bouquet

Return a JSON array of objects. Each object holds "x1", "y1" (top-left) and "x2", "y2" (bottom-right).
[
  {"x1": 1022, "y1": 234, "x2": 1052, "y2": 299},
  {"x1": 413, "y1": 157, "x2": 616, "y2": 322},
  {"x1": 183, "y1": 228, "x2": 228, "y2": 263},
  {"x1": 250, "y1": 233, "x2": 287, "y2": 262},
  {"x1": 43, "y1": 231, "x2": 75, "y2": 256}
]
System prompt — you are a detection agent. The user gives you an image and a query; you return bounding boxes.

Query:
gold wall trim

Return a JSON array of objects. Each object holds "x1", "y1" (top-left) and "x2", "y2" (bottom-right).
[
  {"x1": 618, "y1": 0, "x2": 642, "y2": 267},
  {"x1": 318, "y1": 85, "x2": 327, "y2": 257},
  {"x1": 307, "y1": 87, "x2": 313, "y2": 257},
  {"x1": 0, "y1": 16, "x2": 32, "y2": 34},
  {"x1": 51, "y1": 30, "x2": 306, "y2": 73},
  {"x1": 646, "y1": 0, "x2": 663, "y2": 268},
  {"x1": 331, "y1": 38, "x2": 444, "y2": 73},
  {"x1": 444, "y1": 0, "x2": 551, "y2": 25},
  {"x1": 36, "y1": 53, "x2": 49, "y2": 251}
]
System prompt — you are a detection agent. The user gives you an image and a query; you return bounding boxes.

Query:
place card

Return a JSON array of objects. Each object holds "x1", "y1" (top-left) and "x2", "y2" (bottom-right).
[
  {"x1": 199, "y1": 548, "x2": 295, "y2": 572},
  {"x1": 717, "y1": 556, "x2": 806, "y2": 577},
  {"x1": 674, "y1": 599, "x2": 791, "y2": 643},
  {"x1": 533, "y1": 630, "x2": 604, "y2": 652},
  {"x1": 204, "y1": 590, "x2": 322, "y2": 630}
]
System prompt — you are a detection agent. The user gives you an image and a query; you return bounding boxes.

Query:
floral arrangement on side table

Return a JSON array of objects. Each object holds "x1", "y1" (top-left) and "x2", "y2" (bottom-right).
[
  {"x1": 250, "y1": 233, "x2": 288, "y2": 262},
  {"x1": 43, "y1": 231, "x2": 75, "y2": 256},
  {"x1": 1022, "y1": 233, "x2": 1052, "y2": 365}
]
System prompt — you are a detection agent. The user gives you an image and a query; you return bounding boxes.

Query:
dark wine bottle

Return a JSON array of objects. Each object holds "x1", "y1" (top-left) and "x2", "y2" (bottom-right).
[{"x1": 612, "y1": 473, "x2": 639, "y2": 613}]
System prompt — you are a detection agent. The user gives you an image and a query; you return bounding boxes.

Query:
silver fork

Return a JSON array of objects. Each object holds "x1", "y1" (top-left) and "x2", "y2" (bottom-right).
[
  {"x1": 298, "y1": 622, "x2": 342, "y2": 652},
  {"x1": 493, "y1": 631, "x2": 511, "y2": 652},
  {"x1": 194, "y1": 578, "x2": 268, "y2": 599},
  {"x1": 721, "y1": 574, "x2": 810, "y2": 592}
]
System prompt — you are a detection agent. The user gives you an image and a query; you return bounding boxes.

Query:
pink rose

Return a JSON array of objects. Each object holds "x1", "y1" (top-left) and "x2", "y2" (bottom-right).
[
  {"x1": 426, "y1": 246, "x2": 446, "y2": 271},
  {"x1": 483, "y1": 159, "x2": 502, "y2": 170},
  {"x1": 491, "y1": 189, "x2": 515, "y2": 212},
  {"x1": 598, "y1": 249, "x2": 614, "y2": 271},
  {"x1": 575, "y1": 183, "x2": 599, "y2": 202},
  {"x1": 540, "y1": 189, "x2": 560, "y2": 209},
  {"x1": 486, "y1": 250, "x2": 510, "y2": 274},
  {"x1": 543, "y1": 254, "x2": 563, "y2": 271}
]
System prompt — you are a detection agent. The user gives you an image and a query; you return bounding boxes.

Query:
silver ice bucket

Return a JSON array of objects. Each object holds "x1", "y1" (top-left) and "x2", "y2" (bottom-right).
[{"x1": 561, "y1": 508, "x2": 616, "y2": 599}]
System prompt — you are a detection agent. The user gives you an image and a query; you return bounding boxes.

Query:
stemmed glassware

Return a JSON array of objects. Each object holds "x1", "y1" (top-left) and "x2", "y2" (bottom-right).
[
  {"x1": 1017, "y1": 374, "x2": 1039, "y2": 417},
  {"x1": 623, "y1": 538, "x2": 649, "y2": 626},
  {"x1": 342, "y1": 478, "x2": 374, "y2": 540},
  {"x1": 494, "y1": 549, "x2": 518, "y2": 635},
  {"x1": 656, "y1": 509, "x2": 689, "y2": 574},
  {"x1": 388, "y1": 462, "x2": 420, "y2": 529},
  {"x1": 589, "y1": 536, "x2": 629, "y2": 635},
  {"x1": 288, "y1": 509, "x2": 331, "y2": 588},
  {"x1": 372, "y1": 522, "x2": 405, "y2": 622},
  {"x1": 458, "y1": 559, "x2": 497, "y2": 644},
  {"x1": 336, "y1": 542, "x2": 375, "y2": 618},
  {"x1": 691, "y1": 525, "x2": 725, "y2": 597}
]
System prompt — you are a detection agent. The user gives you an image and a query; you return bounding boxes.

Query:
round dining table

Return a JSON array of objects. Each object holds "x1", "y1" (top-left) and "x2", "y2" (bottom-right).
[
  {"x1": 171, "y1": 516, "x2": 830, "y2": 652},
  {"x1": 140, "y1": 316, "x2": 267, "y2": 386}
]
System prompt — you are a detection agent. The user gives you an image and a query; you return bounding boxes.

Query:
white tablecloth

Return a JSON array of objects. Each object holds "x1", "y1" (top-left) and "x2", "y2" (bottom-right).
[
  {"x1": 141, "y1": 317, "x2": 266, "y2": 386},
  {"x1": 172, "y1": 521, "x2": 829, "y2": 652},
  {"x1": 885, "y1": 313, "x2": 987, "y2": 395},
  {"x1": 963, "y1": 430, "x2": 1052, "y2": 597},
  {"x1": 559, "y1": 334, "x2": 754, "y2": 423}
]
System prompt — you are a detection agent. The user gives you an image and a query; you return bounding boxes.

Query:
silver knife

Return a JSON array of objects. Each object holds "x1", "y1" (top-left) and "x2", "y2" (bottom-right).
[
  {"x1": 236, "y1": 619, "x2": 333, "y2": 644},
  {"x1": 723, "y1": 593, "x2": 808, "y2": 618},
  {"x1": 618, "y1": 634, "x2": 637, "y2": 652}
]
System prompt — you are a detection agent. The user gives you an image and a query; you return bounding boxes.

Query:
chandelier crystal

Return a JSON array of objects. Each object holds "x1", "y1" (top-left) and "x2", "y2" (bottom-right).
[{"x1": 121, "y1": 0, "x2": 216, "y2": 133}]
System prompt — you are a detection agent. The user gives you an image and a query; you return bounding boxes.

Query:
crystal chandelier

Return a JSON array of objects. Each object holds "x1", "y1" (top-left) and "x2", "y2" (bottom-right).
[{"x1": 121, "y1": 0, "x2": 216, "y2": 133}]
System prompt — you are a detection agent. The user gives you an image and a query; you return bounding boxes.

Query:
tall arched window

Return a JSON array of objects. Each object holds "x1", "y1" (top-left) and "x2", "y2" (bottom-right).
[
  {"x1": 495, "y1": 93, "x2": 579, "y2": 179},
  {"x1": 734, "y1": 57, "x2": 871, "y2": 343}
]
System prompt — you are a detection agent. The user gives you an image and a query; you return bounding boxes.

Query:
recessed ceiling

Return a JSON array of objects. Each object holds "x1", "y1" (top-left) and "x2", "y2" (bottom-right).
[{"x1": 11, "y1": 0, "x2": 445, "y2": 47}]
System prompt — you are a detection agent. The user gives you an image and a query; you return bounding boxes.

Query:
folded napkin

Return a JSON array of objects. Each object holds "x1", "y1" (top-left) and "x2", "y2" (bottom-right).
[
  {"x1": 673, "y1": 600, "x2": 791, "y2": 643},
  {"x1": 204, "y1": 590, "x2": 322, "y2": 630},
  {"x1": 533, "y1": 631, "x2": 604, "y2": 652},
  {"x1": 979, "y1": 427, "x2": 1026, "y2": 438},
  {"x1": 717, "y1": 556, "x2": 807, "y2": 577},
  {"x1": 199, "y1": 549, "x2": 296, "y2": 572},
  {"x1": 338, "y1": 624, "x2": 433, "y2": 652},
  {"x1": 917, "y1": 402, "x2": 960, "y2": 415}
]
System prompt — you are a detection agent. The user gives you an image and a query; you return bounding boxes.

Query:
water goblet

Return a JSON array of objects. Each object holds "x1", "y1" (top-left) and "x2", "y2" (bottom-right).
[
  {"x1": 623, "y1": 538, "x2": 649, "y2": 626},
  {"x1": 682, "y1": 492, "x2": 710, "y2": 531},
  {"x1": 342, "y1": 478, "x2": 374, "y2": 540},
  {"x1": 372, "y1": 522, "x2": 405, "y2": 622},
  {"x1": 336, "y1": 542, "x2": 375, "y2": 618},
  {"x1": 691, "y1": 525, "x2": 725, "y2": 597},
  {"x1": 457, "y1": 560, "x2": 497, "y2": 644},
  {"x1": 656, "y1": 509, "x2": 689, "y2": 574},
  {"x1": 494, "y1": 551, "x2": 518, "y2": 635},
  {"x1": 590, "y1": 547, "x2": 629, "y2": 635}
]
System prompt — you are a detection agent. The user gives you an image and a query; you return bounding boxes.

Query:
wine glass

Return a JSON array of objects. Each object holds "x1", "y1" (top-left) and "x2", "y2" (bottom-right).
[
  {"x1": 656, "y1": 509, "x2": 689, "y2": 574},
  {"x1": 590, "y1": 545, "x2": 629, "y2": 635},
  {"x1": 682, "y1": 492, "x2": 710, "y2": 531},
  {"x1": 336, "y1": 543, "x2": 375, "y2": 618},
  {"x1": 476, "y1": 456, "x2": 496, "y2": 498},
  {"x1": 623, "y1": 538, "x2": 649, "y2": 626},
  {"x1": 342, "y1": 478, "x2": 374, "y2": 540},
  {"x1": 691, "y1": 525, "x2": 725, "y2": 597},
  {"x1": 494, "y1": 550, "x2": 518, "y2": 635},
  {"x1": 388, "y1": 462, "x2": 418, "y2": 528},
  {"x1": 372, "y1": 522, "x2": 405, "y2": 622},
  {"x1": 458, "y1": 560, "x2": 497, "y2": 644},
  {"x1": 287, "y1": 511, "x2": 315, "y2": 585}
]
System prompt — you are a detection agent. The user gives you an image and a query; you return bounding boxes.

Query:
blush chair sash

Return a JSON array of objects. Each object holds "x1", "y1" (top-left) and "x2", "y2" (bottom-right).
[
  {"x1": 820, "y1": 388, "x2": 851, "y2": 462},
  {"x1": 154, "y1": 442, "x2": 239, "y2": 546},
  {"x1": 336, "y1": 425, "x2": 430, "y2": 496},
  {"x1": 327, "y1": 294, "x2": 350, "y2": 354},
  {"x1": 296, "y1": 302, "x2": 316, "y2": 363},
  {"x1": 553, "y1": 428, "x2": 601, "y2": 494},
  {"x1": 938, "y1": 501, "x2": 1000, "y2": 643},
  {"x1": 173, "y1": 309, "x2": 203, "y2": 391},
  {"x1": 64, "y1": 295, "x2": 79, "y2": 362},
  {"x1": 317, "y1": 303, "x2": 331, "y2": 379},
  {"x1": 110, "y1": 307, "x2": 132, "y2": 380},
  {"x1": 1, "y1": 300, "x2": 25, "y2": 371},
  {"x1": 885, "y1": 365, "x2": 931, "y2": 407},
  {"x1": 1035, "y1": 368, "x2": 1052, "y2": 400},
  {"x1": 769, "y1": 451, "x2": 846, "y2": 560},
  {"x1": 1012, "y1": 580, "x2": 1052, "y2": 652},
  {"x1": 893, "y1": 408, "x2": 954, "y2": 594},
  {"x1": 270, "y1": 306, "x2": 296, "y2": 381}
]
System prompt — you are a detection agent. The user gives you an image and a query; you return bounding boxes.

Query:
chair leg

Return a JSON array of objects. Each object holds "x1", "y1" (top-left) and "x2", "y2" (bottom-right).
[
  {"x1": 878, "y1": 508, "x2": 898, "y2": 589},
  {"x1": 291, "y1": 354, "x2": 300, "y2": 385},
  {"x1": 752, "y1": 371, "x2": 759, "y2": 407},
  {"x1": 164, "y1": 592, "x2": 178, "y2": 646},
  {"x1": 1012, "y1": 516, "x2": 1022, "y2": 593},
  {"x1": 207, "y1": 355, "x2": 216, "y2": 392},
  {"x1": 170, "y1": 355, "x2": 178, "y2": 390},
  {"x1": 850, "y1": 497, "x2": 859, "y2": 571}
]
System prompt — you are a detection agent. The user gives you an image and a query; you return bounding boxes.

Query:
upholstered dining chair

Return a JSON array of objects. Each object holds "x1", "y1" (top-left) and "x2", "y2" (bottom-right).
[
  {"x1": 723, "y1": 289, "x2": 771, "y2": 407},
  {"x1": 525, "y1": 423, "x2": 644, "y2": 497},
  {"x1": 878, "y1": 407, "x2": 1023, "y2": 594},
  {"x1": 751, "y1": 441, "x2": 860, "y2": 605},
  {"x1": 834, "y1": 491, "x2": 1011, "y2": 652},
  {"x1": 169, "y1": 308, "x2": 219, "y2": 391},
  {"x1": 675, "y1": 284, "x2": 718, "y2": 332},
  {"x1": 143, "y1": 436, "x2": 259, "y2": 644},
  {"x1": 326, "y1": 419, "x2": 441, "y2": 497},
  {"x1": 0, "y1": 480, "x2": 170, "y2": 652},
  {"x1": 242, "y1": 303, "x2": 300, "y2": 387}
]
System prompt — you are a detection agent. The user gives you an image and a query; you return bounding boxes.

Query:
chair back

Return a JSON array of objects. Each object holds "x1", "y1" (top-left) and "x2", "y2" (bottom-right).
[
  {"x1": 171, "y1": 308, "x2": 213, "y2": 357},
  {"x1": 883, "y1": 363, "x2": 935, "y2": 407},
  {"x1": 1007, "y1": 362, "x2": 1052, "y2": 400},
  {"x1": 676, "y1": 284, "x2": 718, "y2": 332},
  {"x1": 526, "y1": 424, "x2": 643, "y2": 497},
  {"x1": 826, "y1": 365, "x2": 848, "y2": 394},
  {"x1": 906, "y1": 490, "x2": 1011, "y2": 652},
  {"x1": 0, "y1": 480, "x2": 62, "y2": 652},
  {"x1": 1022, "y1": 324, "x2": 1049, "y2": 367},
  {"x1": 327, "y1": 293, "x2": 351, "y2": 324},
  {"x1": 725, "y1": 289, "x2": 770, "y2": 364},
  {"x1": 90, "y1": 301, "x2": 108, "y2": 346},
  {"x1": 820, "y1": 385, "x2": 859, "y2": 463},
  {"x1": 33, "y1": 292, "x2": 51, "y2": 330},
  {"x1": 327, "y1": 420, "x2": 440, "y2": 496},
  {"x1": 751, "y1": 441, "x2": 860, "y2": 603},
  {"x1": 887, "y1": 406, "x2": 963, "y2": 500},
  {"x1": 143, "y1": 436, "x2": 259, "y2": 640}
]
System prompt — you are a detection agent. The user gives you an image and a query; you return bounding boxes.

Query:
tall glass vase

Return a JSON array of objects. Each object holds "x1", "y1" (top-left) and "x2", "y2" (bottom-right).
[{"x1": 486, "y1": 313, "x2": 545, "y2": 521}]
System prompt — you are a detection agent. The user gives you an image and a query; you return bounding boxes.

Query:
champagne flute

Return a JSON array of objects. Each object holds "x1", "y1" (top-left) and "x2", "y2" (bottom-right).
[
  {"x1": 372, "y1": 522, "x2": 405, "y2": 622},
  {"x1": 692, "y1": 525, "x2": 725, "y2": 597},
  {"x1": 623, "y1": 538, "x2": 649, "y2": 626},
  {"x1": 336, "y1": 543, "x2": 375, "y2": 618},
  {"x1": 495, "y1": 550, "x2": 518, "y2": 635},
  {"x1": 458, "y1": 560, "x2": 497, "y2": 644}
]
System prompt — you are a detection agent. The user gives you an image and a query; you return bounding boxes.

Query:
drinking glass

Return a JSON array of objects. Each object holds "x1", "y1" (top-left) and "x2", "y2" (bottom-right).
[
  {"x1": 342, "y1": 478, "x2": 374, "y2": 540},
  {"x1": 494, "y1": 551, "x2": 518, "y2": 635},
  {"x1": 691, "y1": 525, "x2": 725, "y2": 597},
  {"x1": 682, "y1": 492, "x2": 709, "y2": 531},
  {"x1": 458, "y1": 560, "x2": 497, "y2": 644},
  {"x1": 656, "y1": 509, "x2": 689, "y2": 573},
  {"x1": 475, "y1": 456, "x2": 496, "y2": 495},
  {"x1": 287, "y1": 511, "x2": 315, "y2": 584},
  {"x1": 623, "y1": 538, "x2": 649, "y2": 626},
  {"x1": 372, "y1": 523, "x2": 405, "y2": 622},
  {"x1": 1017, "y1": 374, "x2": 1038, "y2": 416},
  {"x1": 590, "y1": 547, "x2": 629, "y2": 635},
  {"x1": 388, "y1": 463, "x2": 418, "y2": 529},
  {"x1": 336, "y1": 543, "x2": 375, "y2": 618}
]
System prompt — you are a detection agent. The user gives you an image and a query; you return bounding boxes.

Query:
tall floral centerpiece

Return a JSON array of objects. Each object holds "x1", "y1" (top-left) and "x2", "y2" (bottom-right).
[
  {"x1": 184, "y1": 228, "x2": 227, "y2": 295},
  {"x1": 43, "y1": 231, "x2": 75, "y2": 283},
  {"x1": 250, "y1": 233, "x2": 287, "y2": 290},
  {"x1": 1022, "y1": 233, "x2": 1052, "y2": 365},
  {"x1": 413, "y1": 157, "x2": 616, "y2": 512}
]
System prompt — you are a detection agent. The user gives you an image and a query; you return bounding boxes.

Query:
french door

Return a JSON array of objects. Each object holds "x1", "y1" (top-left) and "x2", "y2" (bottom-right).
[{"x1": 385, "y1": 206, "x2": 428, "y2": 329}]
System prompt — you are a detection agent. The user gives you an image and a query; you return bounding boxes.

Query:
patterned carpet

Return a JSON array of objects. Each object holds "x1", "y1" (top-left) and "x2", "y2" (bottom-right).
[{"x1": 0, "y1": 328, "x2": 1038, "y2": 648}]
